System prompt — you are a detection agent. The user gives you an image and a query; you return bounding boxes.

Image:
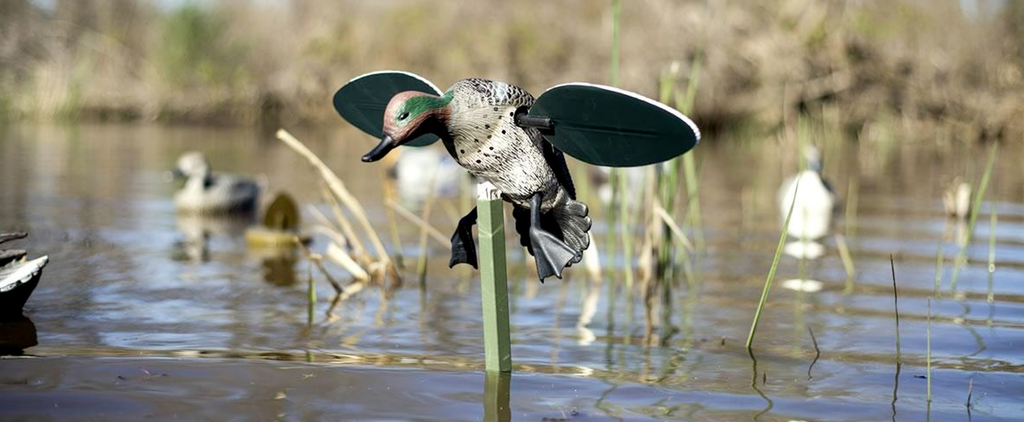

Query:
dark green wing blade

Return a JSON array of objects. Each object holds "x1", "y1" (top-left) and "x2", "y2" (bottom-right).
[
  {"x1": 529, "y1": 83, "x2": 700, "y2": 167},
  {"x1": 333, "y1": 70, "x2": 443, "y2": 147}
]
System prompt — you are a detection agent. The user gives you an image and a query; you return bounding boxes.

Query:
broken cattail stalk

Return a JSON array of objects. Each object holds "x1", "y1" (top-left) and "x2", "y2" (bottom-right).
[{"x1": 277, "y1": 129, "x2": 394, "y2": 277}]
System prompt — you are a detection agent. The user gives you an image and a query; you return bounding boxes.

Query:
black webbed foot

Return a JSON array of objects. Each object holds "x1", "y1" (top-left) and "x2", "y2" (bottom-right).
[
  {"x1": 527, "y1": 193, "x2": 575, "y2": 281},
  {"x1": 449, "y1": 207, "x2": 478, "y2": 269}
]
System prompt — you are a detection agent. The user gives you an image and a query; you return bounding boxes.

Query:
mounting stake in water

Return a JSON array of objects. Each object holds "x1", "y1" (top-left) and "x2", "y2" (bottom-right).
[{"x1": 478, "y1": 182, "x2": 511, "y2": 373}]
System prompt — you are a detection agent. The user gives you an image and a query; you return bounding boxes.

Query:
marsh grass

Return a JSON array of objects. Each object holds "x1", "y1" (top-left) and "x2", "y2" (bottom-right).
[
  {"x1": 835, "y1": 234, "x2": 855, "y2": 292},
  {"x1": 950, "y1": 144, "x2": 998, "y2": 291},
  {"x1": 677, "y1": 58, "x2": 705, "y2": 253},
  {"x1": 987, "y1": 205, "x2": 997, "y2": 304},
  {"x1": 890, "y1": 255, "x2": 902, "y2": 420},
  {"x1": 933, "y1": 242, "x2": 945, "y2": 296},
  {"x1": 807, "y1": 326, "x2": 821, "y2": 380},
  {"x1": 891, "y1": 255, "x2": 902, "y2": 363},
  {"x1": 927, "y1": 297, "x2": 932, "y2": 403},
  {"x1": 745, "y1": 178, "x2": 800, "y2": 351},
  {"x1": 278, "y1": 129, "x2": 398, "y2": 313},
  {"x1": 307, "y1": 262, "x2": 316, "y2": 324}
]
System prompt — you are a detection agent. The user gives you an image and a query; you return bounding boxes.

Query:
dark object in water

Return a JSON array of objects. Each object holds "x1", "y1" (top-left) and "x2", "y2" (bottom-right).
[
  {"x1": 0, "y1": 232, "x2": 49, "y2": 316},
  {"x1": 0, "y1": 314, "x2": 37, "y2": 355}
]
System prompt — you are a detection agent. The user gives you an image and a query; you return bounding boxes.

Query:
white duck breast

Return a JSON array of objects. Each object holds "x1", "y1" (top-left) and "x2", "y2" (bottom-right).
[{"x1": 447, "y1": 79, "x2": 562, "y2": 209}]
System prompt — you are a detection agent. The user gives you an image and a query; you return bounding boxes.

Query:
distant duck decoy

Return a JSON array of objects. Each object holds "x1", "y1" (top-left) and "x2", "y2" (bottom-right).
[
  {"x1": 943, "y1": 178, "x2": 971, "y2": 219},
  {"x1": 777, "y1": 146, "x2": 837, "y2": 241},
  {"x1": 0, "y1": 232, "x2": 48, "y2": 316},
  {"x1": 391, "y1": 147, "x2": 464, "y2": 205},
  {"x1": 168, "y1": 151, "x2": 261, "y2": 215}
]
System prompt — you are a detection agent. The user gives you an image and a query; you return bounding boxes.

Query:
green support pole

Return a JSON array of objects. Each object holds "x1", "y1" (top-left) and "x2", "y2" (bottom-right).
[
  {"x1": 478, "y1": 182, "x2": 512, "y2": 373},
  {"x1": 483, "y1": 371, "x2": 511, "y2": 422}
]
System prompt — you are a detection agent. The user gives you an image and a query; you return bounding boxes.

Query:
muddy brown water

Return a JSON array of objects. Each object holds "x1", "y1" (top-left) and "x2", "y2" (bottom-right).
[{"x1": 1, "y1": 123, "x2": 1022, "y2": 421}]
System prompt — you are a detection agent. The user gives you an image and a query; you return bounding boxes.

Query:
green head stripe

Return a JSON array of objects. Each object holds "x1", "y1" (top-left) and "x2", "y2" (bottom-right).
[{"x1": 398, "y1": 90, "x2": 453, "y2": 120}]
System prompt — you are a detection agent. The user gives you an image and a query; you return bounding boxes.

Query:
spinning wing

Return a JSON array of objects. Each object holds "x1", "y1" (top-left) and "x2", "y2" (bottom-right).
[
  {"x1": 528, "y1": 83, "x2": 700, "y2": 167},
  {"x1": 333, "y1": 71, "x2": 443, "y2": 147}
]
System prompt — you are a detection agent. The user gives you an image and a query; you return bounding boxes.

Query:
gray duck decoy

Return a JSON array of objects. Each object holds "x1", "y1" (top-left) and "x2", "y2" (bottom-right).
[
  {"x1": 0, "y1": 232, "x2": 49, "y2": 316},
  {"x1": 169, "y1": 151, "x2": 261, "y2": 215},
  {"x1": 362, "y1": 79, "x2": 592, "y2": 281}
]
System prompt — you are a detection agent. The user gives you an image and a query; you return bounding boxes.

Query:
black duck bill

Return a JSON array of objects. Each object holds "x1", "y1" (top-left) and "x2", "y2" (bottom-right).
[{"x1": 361, "y1": 135, "x2": 399, "y2": 162}]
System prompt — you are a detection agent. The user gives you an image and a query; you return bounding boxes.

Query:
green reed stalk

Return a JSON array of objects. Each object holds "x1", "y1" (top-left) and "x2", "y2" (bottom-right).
[
  {"x1": 845, "y1": 177, "x2": 859, "y2": 239},
  {"x1": 674, "y1": 58, "x2": 703, "y2": 252},
  {"x1": 891, "y1": 255, "x2": 902, "y2": 365},
  {"x1": 619, "y1": 173, "x2": 634, "y2": 289},
  {"x1": 656, "y1": 66, "x2": 679, "y2": 279},
  {"x1": 988, "y1": 204, "x2": 997, "y2": 303},
  {"x1": 746, "y1": 178, "x2": 800, "y2": 351},
  {"x1": 926, "y1": 298, "x2": 932, "y2": 403},
  {"x1": 606, "y1": 0, "x2": 623, "y2": 278},
  {"x1": 835, "y1": 234, "x2": 855, "y2": 293},
  {"x1": 951, "y1": 144, "x2": 998, "y2": 291},
  {"x1": 307, "y1": 263, "x2": 316, "y2": 324},
  {"x1": 933, "y1": 242, "x2": 945, "y2": 297}
]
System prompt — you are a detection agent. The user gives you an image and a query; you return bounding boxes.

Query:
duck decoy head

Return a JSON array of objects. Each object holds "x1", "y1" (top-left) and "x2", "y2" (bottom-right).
[
  {"x1": 362, "y1": 90, "x2": 451, "y2": 162},
  {"x1": 169, "y1": 151, "x2": 211, "y2": 179}
]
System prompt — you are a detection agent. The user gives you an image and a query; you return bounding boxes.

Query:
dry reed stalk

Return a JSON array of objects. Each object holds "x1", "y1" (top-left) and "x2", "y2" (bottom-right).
[
  {"x1": 311, "y1": 224, "x2": 352, "y2": 251},
  {"x1": 319, "y1": 182, "x2": 368, "y2": 262},
  {"x1": 307, "y1": 205, "x2": 352, "y2": 249},
  {"x1": 277, "y1": 129, "x2": 394, "y2": 278},
  {"x1": 326, "y1": 242, "x2": 370, "y2": 282},
  {"x1": 653, "y1": 206, "x2": 695, "y2": 251},
  {"x1": 386, "y1": 199, "x2": 451, "y2": 249},
  {"x1": 416, "y1": 175, "x2": 439, "y2": 285},
  {"x1": 294, "y1": 237, "x2": 344, "y2": 294}
]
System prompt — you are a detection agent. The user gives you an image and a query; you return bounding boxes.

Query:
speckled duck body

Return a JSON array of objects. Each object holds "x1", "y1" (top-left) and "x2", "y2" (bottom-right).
[
  {"x1": 441, "y1": 78, "x2": 590, "y2": 261},
  {"x1": 444, "y1": 79, "x2": 569, "y2": 211}
]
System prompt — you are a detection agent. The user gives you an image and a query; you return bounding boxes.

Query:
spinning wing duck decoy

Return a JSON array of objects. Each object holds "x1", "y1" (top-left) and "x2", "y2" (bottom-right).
[{"x1": 334, "y1": 71, "x2": 700, "y2": 281}]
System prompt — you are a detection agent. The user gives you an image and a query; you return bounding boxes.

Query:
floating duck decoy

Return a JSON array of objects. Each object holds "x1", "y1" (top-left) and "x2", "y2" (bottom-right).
[
  {"x1": 333, "y1": 71, "x2": 700, "y2": 281},
  {"x1": 943, "y1": 177, "x2": 971, "y2": 219},
  {"x1": 0, "y1": 232, "x2": 48, "y2": 317},
  {"x1": 168, "y1": 151, "x2": 261, "y2": 215},
  {"x1": 777, "y1": 146, "x2": 837, "y2": 241}
]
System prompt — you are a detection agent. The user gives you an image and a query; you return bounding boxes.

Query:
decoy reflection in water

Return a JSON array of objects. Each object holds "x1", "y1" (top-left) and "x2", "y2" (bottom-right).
[
  {"x1": 168, "y1": 151, "x2": 261, "y2": 215},
  {"x1": 172, "y1": 214, "x2": 252, "y2": 263}
]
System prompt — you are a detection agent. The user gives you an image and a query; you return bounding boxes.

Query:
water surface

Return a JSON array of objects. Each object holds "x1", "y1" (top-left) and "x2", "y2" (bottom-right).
[{"x1": 1, "y1": 123, "x2": 1022, "y2": 421}]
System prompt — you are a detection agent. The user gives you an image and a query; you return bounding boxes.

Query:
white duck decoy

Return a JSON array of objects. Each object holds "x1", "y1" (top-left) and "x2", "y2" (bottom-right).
[
  {"x1": 390, "y1": 147, "x2": 464, "y2": 206},
  {"x1": 943, "y1": 177, "x2": 971, "y2": 219},
  {"x1": 777, "y1": 146, "x2": 837, "y2": 241},
  {"x1": 169, "y1": 151, "x2": 261, "y2": 215}
]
